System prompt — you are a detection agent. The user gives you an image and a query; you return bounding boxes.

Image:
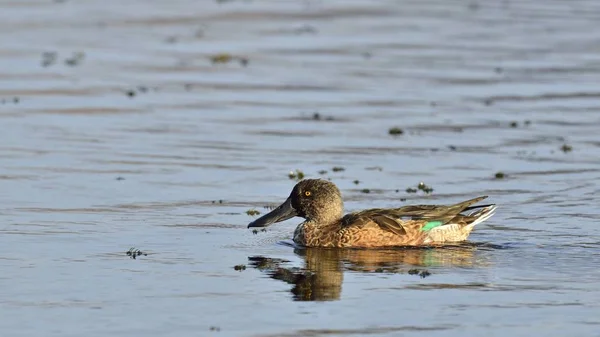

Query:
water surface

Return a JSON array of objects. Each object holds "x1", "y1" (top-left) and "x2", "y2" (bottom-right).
[{"x1": 1, "y1": 0, "x2": 600, "y2": 336}]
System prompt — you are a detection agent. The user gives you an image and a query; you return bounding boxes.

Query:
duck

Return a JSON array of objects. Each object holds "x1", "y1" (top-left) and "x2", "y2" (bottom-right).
[{"x1": 248, "y1": 179, "x2": 496, "y2": 248}]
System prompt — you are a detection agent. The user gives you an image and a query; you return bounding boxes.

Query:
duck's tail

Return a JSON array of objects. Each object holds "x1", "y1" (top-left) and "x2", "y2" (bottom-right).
[
  {"x1": 466, "y1": 204, "x2": 497, "y2": 228},
  {"x1": 424, "y1": 203, "x2": 497, "y2": 244}
]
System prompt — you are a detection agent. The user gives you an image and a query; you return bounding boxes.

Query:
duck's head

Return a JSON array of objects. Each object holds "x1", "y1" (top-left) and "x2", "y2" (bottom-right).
[{"x1": 247, "y1": 179, "x2": 344, "y2": 228}]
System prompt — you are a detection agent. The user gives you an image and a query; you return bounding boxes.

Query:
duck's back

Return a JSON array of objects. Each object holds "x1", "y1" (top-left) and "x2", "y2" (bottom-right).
[{"x1": 332, "y1": 196, "x2": 497, "y2": 247}]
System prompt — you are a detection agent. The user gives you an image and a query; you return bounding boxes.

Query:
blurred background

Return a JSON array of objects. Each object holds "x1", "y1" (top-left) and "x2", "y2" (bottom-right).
[{"x1": 1, "y1": 0, "x2": 599, "y2": 336}]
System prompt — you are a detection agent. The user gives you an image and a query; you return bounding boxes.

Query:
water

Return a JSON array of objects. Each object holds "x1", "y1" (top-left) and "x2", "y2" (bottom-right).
[{"x1": 1, "y1": 0, "x2": 600, "y2": 336}]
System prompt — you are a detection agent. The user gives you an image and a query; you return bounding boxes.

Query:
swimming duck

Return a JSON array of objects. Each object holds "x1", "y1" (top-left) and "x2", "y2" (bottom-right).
[{"x1": 248, "y1": 179, "x2": 496, "y2": 248}]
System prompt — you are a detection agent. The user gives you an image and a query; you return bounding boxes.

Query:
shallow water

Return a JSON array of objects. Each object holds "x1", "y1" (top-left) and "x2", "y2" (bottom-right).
[{"x1": 1, "y1": 0, "x2": 600, "y2": 336}]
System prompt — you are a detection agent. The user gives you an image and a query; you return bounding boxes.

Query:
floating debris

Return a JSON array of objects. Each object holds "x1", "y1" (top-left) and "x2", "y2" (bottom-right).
[
  {"x1": 448, "y1": 145, "x2": 457, "y2": 151},
  {"x1": 125, "y1": 86, "x2": 152, "y2": 98},
  {"x1": 510, "y1": 121, "x2": 518, "y2": 128},
  {"x1": 233, "y1": 264, "x2": 246, "y2": 271},
  {"x1": 353, "y1": 180, "x2": 360, "y2": 185},
  {"x1": 561, "y1": 144, "x2": 573, "y2": 153},
  {"x1": 210, "y1": 53, "x2": 248, "y2": 66},
  {"x1": 404, "y1": 182, "x2": 433, "y2": 194},
  {"x1": 211, "y1": 200, "x2": 224, "y2": 204},
  {"x1": 41, "y1": 52, "x2": 58, "y2": 67},
  {"x1": 209, "y1": 326, "x2": 221, "y2": 332},
  {"x1": 294, "y1": 24, "x2": 318, "y2": 35},
  {"x1": 64, "y1": 52, "x2": 85, "y2": 66},
  {"x1": 288, "y1": 169, "x2": 305, "y2": 180},
  {"x1": 524, "y1": 120, "x2": 532, "y2": 126},
  {"x1": 408, "y1": 268, "x2": 431, "y2": 278},
  {"x1": 365, "y1": 166, "x2": 383, "y2": 171},
  {"x1": 332, "y1": 167, "x2": 345, "y2": 172},
  {"x1": 361, "y1": 188, "x2": 370, "y2": 194},
  {"x1": 126, "y1": 247, "x2": 147, "y2": 259},
  {"x1": 115, "y1": 176, "x2": 125, "y2": 181},
  {"x1": 484, "y1": 98, "x2": 493, "y2": 106},
  {"x1": 494, "y1": 67, "x2": 503, "y2": 74},
  {"x1": 318, "y1": 170, "x2": 328, "y2": 175},
  {"x1": 388, "y1": 127, "x2": 404, "y2": 136},
  {"x1": 310, "y1": 112, "x2": 334, "y2": 121},
  {"x1": 251, "y1": 228, "x2": 267, "y2": 235},
  {"x1": 494, "y1": 172, "x2": 506, "y2": 179},
  {"x1": 417, "y1": 182, "x2": 434, "y2": 194},
  {"x1": 0, "y1": 97, "x2": 18, "y2": 105},
  {"x1": 210, "y1": 53, "x2": 232, "y2": 64},
  {"x1": 246, "y1": 209, "x2": 261, "y2": 216}
]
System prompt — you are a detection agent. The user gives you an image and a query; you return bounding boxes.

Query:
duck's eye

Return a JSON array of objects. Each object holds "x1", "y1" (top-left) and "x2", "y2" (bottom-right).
[{"x1": 304, "y1": 191, "x2": 312, "y2": 197}]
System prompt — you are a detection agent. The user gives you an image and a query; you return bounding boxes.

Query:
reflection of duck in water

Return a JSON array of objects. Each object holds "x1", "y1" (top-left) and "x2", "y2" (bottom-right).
[
  {"x1": 248, "y1": 179, "x2": 496, "y2": 248},
  {"x1": 249, "y1": 244, "x2": 483, "y2": 301}
]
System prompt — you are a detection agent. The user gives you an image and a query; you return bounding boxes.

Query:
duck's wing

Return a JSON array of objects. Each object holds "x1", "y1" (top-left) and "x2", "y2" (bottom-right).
[
  {"x1": 341, "y1": 196, "x2": 490, "y2": 236},
  {"x1": 341, "y1": 209, "x2": 409, "y2": 236}
]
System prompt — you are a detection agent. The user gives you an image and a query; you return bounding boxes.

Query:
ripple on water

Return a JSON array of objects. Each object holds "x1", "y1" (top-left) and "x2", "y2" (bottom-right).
[{"x1": 2, "y1": 0, "x2": 600, "y2": 336}]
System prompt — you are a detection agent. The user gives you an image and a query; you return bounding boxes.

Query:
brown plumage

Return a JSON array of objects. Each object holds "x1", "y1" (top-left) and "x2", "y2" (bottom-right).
[{"x1": 248, "y1": 179, "x2": 497, "y2": 248}]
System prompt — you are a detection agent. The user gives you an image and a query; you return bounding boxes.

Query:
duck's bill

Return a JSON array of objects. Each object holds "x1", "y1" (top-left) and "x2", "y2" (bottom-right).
[{"x1": 248, "y1": 197, "x2": 297, "y2": 228}]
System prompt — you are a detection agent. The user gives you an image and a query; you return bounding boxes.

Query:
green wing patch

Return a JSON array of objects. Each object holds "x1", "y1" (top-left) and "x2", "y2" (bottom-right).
[{"x1": 421, "y1": 221, "x2": 443, "y2": 231}]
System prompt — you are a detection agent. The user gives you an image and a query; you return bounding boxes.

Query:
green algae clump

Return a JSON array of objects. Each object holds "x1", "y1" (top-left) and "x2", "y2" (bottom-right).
[{"x1": 389, "y1": 127, "x2": 404, "y2": 135}]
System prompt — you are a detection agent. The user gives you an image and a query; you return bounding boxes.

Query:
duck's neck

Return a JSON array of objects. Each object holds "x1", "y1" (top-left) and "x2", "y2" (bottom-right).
[
  {"x1": 295, "y1": 201, "x2": 344, "y2": 246},
  {"x1": 307, "y1": 200, "x2": 344, "y2": 227},
  {"x1": 303, "y1": 217, "x2": 341, "y2": 230}
]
